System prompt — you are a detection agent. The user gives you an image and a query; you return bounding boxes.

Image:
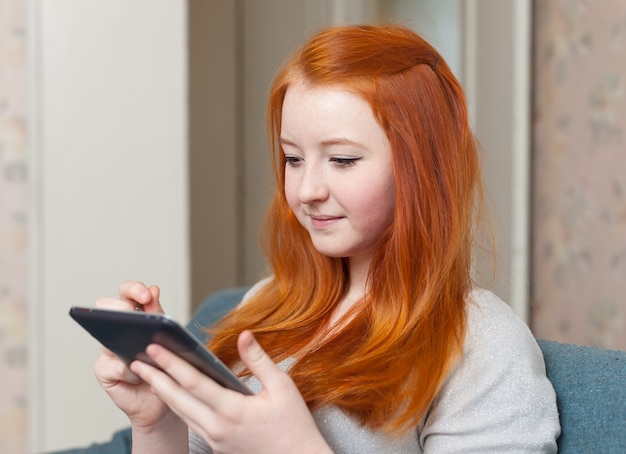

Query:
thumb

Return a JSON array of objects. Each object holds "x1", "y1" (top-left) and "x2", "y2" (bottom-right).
[
  {"x1": 237, "y1": 330, "x2": 284, "y2": 391},
  {"x1": 145, "y1": 285, "x2": 165, "y2": 313}
]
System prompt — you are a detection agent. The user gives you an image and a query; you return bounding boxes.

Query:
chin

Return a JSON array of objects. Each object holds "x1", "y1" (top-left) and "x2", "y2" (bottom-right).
[
  {"x1": 311, "y1": 244, "x2": 348, "y2": 258},
  {"x1": 311, "y1": 243, "x2": 358, "y2": 259}
]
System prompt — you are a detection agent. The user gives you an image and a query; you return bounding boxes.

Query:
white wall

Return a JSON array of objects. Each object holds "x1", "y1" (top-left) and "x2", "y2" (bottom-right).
[
  {"x1": 381, "y1": 0, "x2": 462, "y2": 78},
  {"x1": 187, "y1": 0, "x2": 239, "y2": 308},
  {"x1": 464, "y1": 0, "x2": 532, "y2": 320},
  {"x1": 29, "y1": 1, "x2": 189, "y2": 451}
]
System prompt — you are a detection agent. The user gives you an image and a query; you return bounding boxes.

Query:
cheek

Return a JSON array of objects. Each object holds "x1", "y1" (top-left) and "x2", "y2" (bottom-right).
[
  {"x1": 283, "y1": 172, "x2": 299, "y2": 212},
  {"x1": 346, "y1": 178, "x2": 395, "y2": 224},
  {"x1": 365, "y1": 176, "x2": 396, "y2": 226},
  {"x1": 366, "y1": 189, "x2": 395, "y2": 226}
]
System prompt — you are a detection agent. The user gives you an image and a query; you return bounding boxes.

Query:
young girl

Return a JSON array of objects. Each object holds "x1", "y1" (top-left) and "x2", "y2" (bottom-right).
[{"x1": 95, "y1": 24, "x2": 560, "y2": 453}]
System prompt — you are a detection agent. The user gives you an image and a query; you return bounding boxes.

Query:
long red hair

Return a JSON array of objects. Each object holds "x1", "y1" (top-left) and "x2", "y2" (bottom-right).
[{"x1": 208, "y1": 24, "x2": 484, "y2": 434}]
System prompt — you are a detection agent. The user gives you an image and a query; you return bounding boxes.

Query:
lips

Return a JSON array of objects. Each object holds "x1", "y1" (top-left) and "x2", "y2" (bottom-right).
[{"x1": 308, "y1": 214, "x2": 343, "y2": 229}]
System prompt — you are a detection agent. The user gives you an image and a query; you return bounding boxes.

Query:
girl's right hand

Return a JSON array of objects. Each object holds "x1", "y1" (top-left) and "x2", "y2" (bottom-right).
[{"x1": 93, "y1": 281, "x2": 176, "y2": 430}]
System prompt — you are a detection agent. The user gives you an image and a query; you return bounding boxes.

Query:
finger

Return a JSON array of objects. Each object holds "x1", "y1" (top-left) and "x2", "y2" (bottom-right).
[
  {"x1": 133, "y1": 347, "x2": 247, "y2": 443},
  {"x1": 143, "y1": 285, "x2": 164, "y2": 313},
  {"x1": 143, "y1": 344, "x2": 229, "y2": 401},
  {"x1": 95, "y1": 353, "x2": 142, "y2": 387},
  {"x1": 237, "y1": 330, "x2": 288, "y2": 391},
  {"x1": 130, "y1": 356, "x2": 217, "y2": 428},
  {"x1": 94, "y1": 296, "x2": 136, "y2": 311},
  {"x1": 149, "y1": 285, "x2": 160, "y2": 301},
  {"x1": 119, "y1": 281, "x2": 152, "y2": 305}
]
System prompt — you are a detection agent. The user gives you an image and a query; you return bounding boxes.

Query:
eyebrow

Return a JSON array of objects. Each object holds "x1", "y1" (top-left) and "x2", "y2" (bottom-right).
[{"x1": 279, "y1": 137, "x2": 366, "y2": 149}]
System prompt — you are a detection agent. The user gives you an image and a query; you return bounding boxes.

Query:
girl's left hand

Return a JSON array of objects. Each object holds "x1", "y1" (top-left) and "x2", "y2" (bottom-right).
[{"x1": 130, "y1": 330, "x2": 333, "y2": 454}]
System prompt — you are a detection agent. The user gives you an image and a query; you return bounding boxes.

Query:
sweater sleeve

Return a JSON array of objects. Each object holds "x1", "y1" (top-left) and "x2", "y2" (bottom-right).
[
  {"x1": 189, "y1": 428, "x2": 212, "y2": 454},
  {"x1": 419, "y1": 289, "x2": 561, "y2": 453}
]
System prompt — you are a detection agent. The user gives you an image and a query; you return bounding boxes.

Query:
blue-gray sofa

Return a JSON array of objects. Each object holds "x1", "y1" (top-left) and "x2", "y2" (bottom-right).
[{"x1": 52, "y1": 287, "x2": 626, "y2": 453}]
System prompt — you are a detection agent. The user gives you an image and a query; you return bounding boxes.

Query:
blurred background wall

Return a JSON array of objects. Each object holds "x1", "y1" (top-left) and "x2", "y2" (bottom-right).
[
  {"x1": 0, "y1": 0, "x2": 623, "y2": 452},
  {"x1": 531, "y1": 0, "x2": 626, "y2": 349},
  {"x1": 29, "y1": 1, "x2": 191, "y2": 452},
  {"x1": 0, "y1": 0, "x2": 28, "y2": 452}
]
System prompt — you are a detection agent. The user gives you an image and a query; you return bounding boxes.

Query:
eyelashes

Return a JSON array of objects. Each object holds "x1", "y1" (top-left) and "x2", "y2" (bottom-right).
[
  {"x1": 284, "y1": 156, "x2": 302, "y2": 167},
  {"x1": 284, "y1": 156, "x2": 362, "y2": 169},
  {"x1": 330, "y1": 157, "x2": 362, "y2": 168}
]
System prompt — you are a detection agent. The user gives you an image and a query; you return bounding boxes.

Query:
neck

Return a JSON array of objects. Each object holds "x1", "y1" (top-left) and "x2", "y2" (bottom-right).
[
  {"x1": 330, "y1": 254, "x2": 371, "y2": 324},
  {"x1": 347, "y1": 254, "x2": 370, "y2": 299}
]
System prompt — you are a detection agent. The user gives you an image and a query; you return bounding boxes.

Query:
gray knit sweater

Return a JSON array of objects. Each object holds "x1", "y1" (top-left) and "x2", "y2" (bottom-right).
[{"x1": 189, "y1": 287, "x2": 560, "y2": 453}]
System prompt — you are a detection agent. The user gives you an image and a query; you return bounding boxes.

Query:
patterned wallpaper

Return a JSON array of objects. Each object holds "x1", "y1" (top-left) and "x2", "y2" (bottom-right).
[
  {"x1": 532, "y1": 0, "x2": 626, "y2": 350},
  {"x1": 0, "y1": 0, "x2": 29, "y2": 452}
]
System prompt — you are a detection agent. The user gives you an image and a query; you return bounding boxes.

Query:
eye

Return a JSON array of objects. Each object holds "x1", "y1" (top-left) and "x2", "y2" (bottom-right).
[
  {"x1": 330, "y1": 157, "x2": 362, "y2": 168},
  {"x1": 284, "y1": 155, "x2": 302, "y2": 168}
]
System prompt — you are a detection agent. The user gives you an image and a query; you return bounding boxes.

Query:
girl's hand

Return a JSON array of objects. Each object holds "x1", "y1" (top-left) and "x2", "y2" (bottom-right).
[
  {"x1": 93, "y1": 281, "x2": 179, "y2": 431},
  {"x1": 131, "y1": 330, "x2": 333, "y2": 454}
]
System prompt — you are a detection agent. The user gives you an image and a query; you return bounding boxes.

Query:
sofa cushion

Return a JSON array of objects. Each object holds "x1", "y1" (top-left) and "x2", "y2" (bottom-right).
[{"x1": 537, "y1": 339, "x2": 626, "y2": 453}]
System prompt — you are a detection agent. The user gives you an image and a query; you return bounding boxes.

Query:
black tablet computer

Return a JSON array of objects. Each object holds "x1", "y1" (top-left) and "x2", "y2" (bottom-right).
[{"x1": 69, "y1": 306, "x2": 252, "y2": 395}]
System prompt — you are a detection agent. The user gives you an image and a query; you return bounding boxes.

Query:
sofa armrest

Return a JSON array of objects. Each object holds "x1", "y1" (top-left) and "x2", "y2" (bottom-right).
[{"x1": 537, "y1": 339, "x2": 626, "y2": 453}]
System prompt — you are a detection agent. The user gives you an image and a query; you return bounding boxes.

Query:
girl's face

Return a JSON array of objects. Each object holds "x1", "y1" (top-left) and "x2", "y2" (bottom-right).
[{"x1": 281, "y1": 81, "x2": 396, "y2": 265}]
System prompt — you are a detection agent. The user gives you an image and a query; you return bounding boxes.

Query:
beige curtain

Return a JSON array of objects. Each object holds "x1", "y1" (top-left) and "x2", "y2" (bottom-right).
[
  {"x1": 532, "y1": 0, "x2": 626, "y2": 350},
  {"x1": 0, "y1": 0, "x2": 29, "y2": 451}
]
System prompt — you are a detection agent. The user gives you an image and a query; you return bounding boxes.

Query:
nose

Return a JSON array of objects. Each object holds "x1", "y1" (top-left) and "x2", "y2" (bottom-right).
[{"x1": 297, "y1": 163, "x2": 329, "y2": 204}]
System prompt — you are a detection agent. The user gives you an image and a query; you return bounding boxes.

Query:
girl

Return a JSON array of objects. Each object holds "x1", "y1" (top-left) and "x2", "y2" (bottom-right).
[{"x1": 95, "y1": 24, "x2": 560, "y2": 453}]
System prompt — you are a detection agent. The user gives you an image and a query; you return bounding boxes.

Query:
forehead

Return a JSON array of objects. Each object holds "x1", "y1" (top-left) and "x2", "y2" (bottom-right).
[{"x1": 280, "y1": 81, "x2": 382, "y2": 139}]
